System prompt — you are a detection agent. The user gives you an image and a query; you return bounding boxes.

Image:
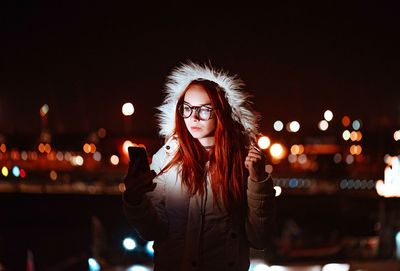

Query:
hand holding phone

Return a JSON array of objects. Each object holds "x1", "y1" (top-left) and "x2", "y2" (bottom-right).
[
  {"x1": 124, "y1": 146, "x2": 156, "y2": 205},
  {"x1": 128, "y1": 146, "x2": 150, "y2": 175}
]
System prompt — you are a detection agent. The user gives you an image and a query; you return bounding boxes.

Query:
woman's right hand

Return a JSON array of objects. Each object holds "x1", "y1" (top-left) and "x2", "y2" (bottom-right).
[{"x1": 123, "y1": 163, "x2": 157, "y2": 205}]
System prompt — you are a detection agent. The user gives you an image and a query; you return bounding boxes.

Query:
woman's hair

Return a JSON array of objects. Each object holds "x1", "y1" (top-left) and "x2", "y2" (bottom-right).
[{"x1": 162, "y1": 79, "x2": 250, "y2": 211}]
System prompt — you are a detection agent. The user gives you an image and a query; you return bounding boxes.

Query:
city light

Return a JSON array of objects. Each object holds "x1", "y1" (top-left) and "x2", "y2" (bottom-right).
[
  {"x1": 50, "y1": 170, "x2": 58, "y2": 181},
  {"x1": 98, "y1": 128, "x2": 107, "y2": 138},
  {"x1": 394, "y1": 130, "x2": 400, "y2": 141},
  {"x1": 274, "y1": 186, "x2": 282, "y2": 197},
  {"x1": 123, "y1": 140, "x2": 135, "y2": 155},
  {"x1": 93, "y1": 152, "x2": 102, "y2": 162},
  {"x1": 324, "y1": 110, "x2": 333, "y2": 121},
  {"x1": 287, "y1": 121, "x2": 300, "y2": 133},
  {"x1": 342, "y1": 130, "x2": 350, "y2": 141},
  {"x1": 273, "y1": 120, "x2": 284, "y2": 131},
  {"x1": 1, "y1": 166, "x2": 9, "y2": 177},
  {"x1": 146, "y1": 241, "x2": 154, "y2": 255},
  {"x1": 127, "y1": 266, "x2": 151, "y2": 271},
  {"x1": 110, "y1": 155, "x2": 120, "y2": 165},
  {"x1": 122, "y1": 102, "x2": 135, "y2": 116},
  {"x1": 321, "y1": 263, "x2": 350, "y2": 271},
  {"x1": 318, "y1": 120, "x2": 329, "y2": 131},
  {"x1": 20, "y1": 169, "x2": 26, "y2": 178},
  {"x1": 376, "y1": 156, "x2": 400, "y2": 197},
  {"x1": 83, "y1": 143, "x2": 91, "y2": 153},
  {"x1": 342, "y1": 116, "x2": 351, "y2": 127},
  {"x1": 352, "y1": 120, "x2": 362, "y2": 130},
  {"x1": 257, "y1": 136, "x2": 271, "y2": 149},
  {"x1": 88, "y1": 258, "x2": 101, "y2": 271},
  {"x1": 270, "y1": 143, "x2": 285, "y2": 160},
  {"x1": 0, "y1": 144, "x2": 6, "y2": 153},
  {"x1": 40, "y1": 104, "x2": 49, "y2": 117},
  {"x1": 123, "y1": 237, "x2": 137, "y2": 250},
  {"x1": 12, "y1": 166, "x2": 20, "y2": 177}
]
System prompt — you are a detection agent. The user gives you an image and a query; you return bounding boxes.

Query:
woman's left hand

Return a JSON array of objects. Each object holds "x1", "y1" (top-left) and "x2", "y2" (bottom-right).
[{"x1": 245, "y1": 146, "x2": 267, "y2": 182}]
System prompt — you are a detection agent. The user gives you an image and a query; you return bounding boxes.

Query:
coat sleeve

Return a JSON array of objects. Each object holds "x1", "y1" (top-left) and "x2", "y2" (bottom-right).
[
  {"x1": 122, "y1": 145, "x2": 170, "y2": 241},
  {"x1": 245, "y1": 174, "x2": 276, "y2": 249}
]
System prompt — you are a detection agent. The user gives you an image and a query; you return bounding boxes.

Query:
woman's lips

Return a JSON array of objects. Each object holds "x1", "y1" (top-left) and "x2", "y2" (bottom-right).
[{"x1": 190, "y1": 126, "x2": 201, "y2": 131}]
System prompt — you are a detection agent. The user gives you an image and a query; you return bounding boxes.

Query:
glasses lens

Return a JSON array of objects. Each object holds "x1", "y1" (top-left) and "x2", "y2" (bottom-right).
[
  {"x1": 179, "y1": 104, "x2": 192, "y2": 118},
  {"x1": 198, "y1": 107, "x2": 212, "y2": 120}
]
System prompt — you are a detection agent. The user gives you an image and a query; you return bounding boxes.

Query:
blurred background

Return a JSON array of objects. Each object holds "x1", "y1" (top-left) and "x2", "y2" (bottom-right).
[{"x1": 1, "y1": 1, "x2": 399, "y2": 270}]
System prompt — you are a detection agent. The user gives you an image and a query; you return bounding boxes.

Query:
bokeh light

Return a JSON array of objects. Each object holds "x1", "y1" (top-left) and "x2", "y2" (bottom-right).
[
  {"x1": 122, "y1": 102, "x2": 135, "y2": 116},
  {"x1": 257, "y1": 136, "x2": 271, "y2": 149},
  {"x1": 273, "y1": 120, "x2": 284, "y2": 131},
  {"x1": 324, "y1": 110, "x2": 333, "y2": 121}
]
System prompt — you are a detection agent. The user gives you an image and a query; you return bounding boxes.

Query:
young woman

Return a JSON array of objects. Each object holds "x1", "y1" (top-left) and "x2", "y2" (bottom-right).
[{"x1": 123, "y1": 62, "x2": 275, "y2": 271}]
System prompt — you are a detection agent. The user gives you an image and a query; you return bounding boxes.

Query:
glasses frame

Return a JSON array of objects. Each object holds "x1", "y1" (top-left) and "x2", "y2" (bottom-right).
[{"x1": 178, "y1": 102, "x2": 214, "y2": 121}]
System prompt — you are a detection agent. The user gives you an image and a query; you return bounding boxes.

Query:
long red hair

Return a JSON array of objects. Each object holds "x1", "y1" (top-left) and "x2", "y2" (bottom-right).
[{"x1": 162, "y1": 79, "x2": 250, "y2": 211}]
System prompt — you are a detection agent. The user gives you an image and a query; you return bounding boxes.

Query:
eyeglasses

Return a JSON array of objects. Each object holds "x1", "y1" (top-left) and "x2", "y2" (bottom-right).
[{"x1": 178, "y1": 102, "x2": 214, "y2": 121}]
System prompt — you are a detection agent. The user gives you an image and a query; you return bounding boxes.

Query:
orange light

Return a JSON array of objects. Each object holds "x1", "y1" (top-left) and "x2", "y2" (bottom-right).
[
  {"x1": 270, "y1": 143, "x2": 285, "y2": 160},
  {"x1": 342, "y1": 116, "x2": 351, "y2": 127},
  {"x1": 83, "y1": 143, "x2": 91, "y2": 154},
  {"x1": 0, "y1": 144, "x2": 6, "y2": 153},
  {"x1": 90, "y1": 144, "x2": 96, "y2": 153},
  {"x1": 44, "y1": 144, "x2": 51, "y2": 154},
  {"x1": 38, "y1": 143, "x2": 45, "y2": 153}
]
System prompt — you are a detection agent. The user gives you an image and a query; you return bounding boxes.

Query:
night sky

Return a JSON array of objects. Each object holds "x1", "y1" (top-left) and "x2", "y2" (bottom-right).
[{"x1": 1, "y1": 1, "x2": 399, "y2": 141}]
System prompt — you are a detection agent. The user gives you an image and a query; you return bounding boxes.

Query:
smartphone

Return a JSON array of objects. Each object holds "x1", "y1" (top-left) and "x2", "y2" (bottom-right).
[{"x1": 128, "y1": 146, "x2": 150, "y2": 175}]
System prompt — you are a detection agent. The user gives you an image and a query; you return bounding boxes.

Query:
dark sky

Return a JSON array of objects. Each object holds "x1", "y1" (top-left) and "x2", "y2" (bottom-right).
[{"x1": 1, "y1": 1, "x2": 399, "y2": 140}]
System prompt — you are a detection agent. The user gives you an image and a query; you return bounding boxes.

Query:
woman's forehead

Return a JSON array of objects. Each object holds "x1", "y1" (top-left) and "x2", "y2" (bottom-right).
[{"x1": 184, "y1": 84, "x2": 211, "y2": 105}]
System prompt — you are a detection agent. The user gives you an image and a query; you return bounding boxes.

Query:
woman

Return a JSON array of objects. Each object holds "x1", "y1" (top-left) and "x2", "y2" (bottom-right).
[{"x1": 123, "y1": 62, "x2": 275, "y2": 271}]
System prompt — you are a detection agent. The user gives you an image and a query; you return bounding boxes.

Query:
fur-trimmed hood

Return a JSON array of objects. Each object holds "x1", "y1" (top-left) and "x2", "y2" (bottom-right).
[{"x1": 156, "y1": 61, "x2": 260, "y2": 141}]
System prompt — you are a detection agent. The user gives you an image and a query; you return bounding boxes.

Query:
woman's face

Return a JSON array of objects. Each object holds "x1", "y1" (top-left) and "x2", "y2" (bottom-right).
[{"x1": 182, "y1": 84, "x2": 217, "y2": 144}]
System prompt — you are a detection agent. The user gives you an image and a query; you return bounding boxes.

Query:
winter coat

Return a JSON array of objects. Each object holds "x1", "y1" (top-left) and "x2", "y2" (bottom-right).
[{"x1": 123, "y1": 137, "x2": 276, "y2": 271}]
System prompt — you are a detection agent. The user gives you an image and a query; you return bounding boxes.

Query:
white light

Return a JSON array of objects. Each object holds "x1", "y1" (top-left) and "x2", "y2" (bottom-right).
[
  {"x1": 12, "y1": 166, "x2": 20, "y2": 177},
  {"x1": 258, "y1": 136, "x2": 271, "y2": 149},
  {"x1": 123, "y1": 237, "x2": 137, "y2": 250},
  {"x1": 342, "y1": 130, "x2": 350, "y2": 141},
  {"x1": 123, "y1": 140, "x2": 134, "y2": 154},
  {"x1": 146, "y1": 241, "x2": 154, "y2": 255},
  {"x1": 394, "y1": 130, "x2": 400, "y2": 141},
  {"x1": 127, "y1": 266, "x2": 151, "y2": 271},
  {"x1": 72, "y1": 155, "x2": 84, "y2": 166},
  {"x1": 88, "y1": 258, "x2": 101, "y2": 271},
  {"x1": 40, "y1": 104, "x2": 49, "y2": 116},
  {"x1": 288, "y1": 121, "x2": 300, "y2": 132},
  {"x1": 274, "y1": 186, "x2": 282, "y2": 197},
  {"x1": 270, "y1": 143, "x2": 285, "y2": 159},
  {"x1": 324, "y1": 110, "x2": 333, "y2": 121},
  {"x1": 253, "y1": 263, "x2": 270, "y2": 271},
  {"x1": 396, "y1": 231, "x2": 400, "y2": 259},
  {"x1": 110, "y1": 155, "x2": 119, "y2": 165},
  {"x1": 322, "y1": 263, "x2": 350, "y2": 271},
  {"x1": 268, "y1": 266, "x2": 287, "y2": 271},
  {"x1": 122, "y1": 102, "x2": 135, "y2": 116},
  {"x1": 376, "y1": 156, "x2": 400, "y2": 197},
  {"x1": 273, "y1": 121, "x2": 284, "y2": 131},
  {"x1": 318, "y1": 120, "x2": 329, "y2": 131}
]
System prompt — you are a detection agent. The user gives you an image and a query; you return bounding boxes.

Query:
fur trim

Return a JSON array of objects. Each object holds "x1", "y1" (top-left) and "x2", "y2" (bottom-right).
[{"x1": 156, "y1": 61, "x2": 260, "y2": 140}]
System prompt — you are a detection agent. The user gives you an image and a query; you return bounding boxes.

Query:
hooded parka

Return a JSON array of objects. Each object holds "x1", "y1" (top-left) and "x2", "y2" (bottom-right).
[{"x1": 123, "y1": 62, "x2": 276, "y2": 271}]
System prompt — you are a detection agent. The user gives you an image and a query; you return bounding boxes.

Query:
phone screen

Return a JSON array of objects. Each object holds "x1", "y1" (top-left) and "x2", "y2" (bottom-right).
[{"x1": 128, "y1": 146, "x2": 150, "y2": 174}]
